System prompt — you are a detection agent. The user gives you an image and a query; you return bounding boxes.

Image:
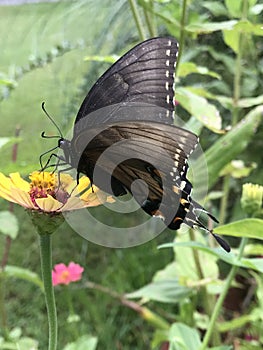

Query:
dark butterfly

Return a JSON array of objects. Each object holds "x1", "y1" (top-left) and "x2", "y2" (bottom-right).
[{"x1": 41, "y1": 37, "x2": 230, "y2": 252}]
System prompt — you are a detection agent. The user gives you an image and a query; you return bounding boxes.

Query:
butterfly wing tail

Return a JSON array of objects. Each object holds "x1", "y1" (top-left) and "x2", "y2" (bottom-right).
[{"x1": 183, "y1": 199, "x2": 231, "y2": 252}]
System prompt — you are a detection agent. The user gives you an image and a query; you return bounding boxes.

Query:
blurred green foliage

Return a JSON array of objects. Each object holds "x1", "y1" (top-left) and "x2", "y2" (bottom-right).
[{"x1": 0, "y1": 0, "x2": 262, "y2": 349}]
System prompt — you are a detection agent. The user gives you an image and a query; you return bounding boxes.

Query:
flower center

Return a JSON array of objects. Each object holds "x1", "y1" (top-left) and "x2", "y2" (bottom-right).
[
  {"x1": 60, "y1": 270, "x2": 70, "y2": 282},
  {"x1": 29, "y1": 171, "x2": 69, "y2": 205}
]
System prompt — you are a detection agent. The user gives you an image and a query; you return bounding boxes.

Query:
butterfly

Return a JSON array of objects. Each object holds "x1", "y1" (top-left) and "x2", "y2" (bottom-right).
[{"x1": 41, "y1": 37, "x2": 230, "y2": 252}]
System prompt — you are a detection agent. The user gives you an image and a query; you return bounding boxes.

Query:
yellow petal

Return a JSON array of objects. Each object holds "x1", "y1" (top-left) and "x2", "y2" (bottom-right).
[
  {"x1": 35, "y1": 195, "x2": 63, "y2": 212},
  {"x1": 10, "y1": 188, "x2": 37, "y2": 209},
  {"x1": 60, "y1": 197, "x2": 87, "y2": 211},
  {"x1": 0, "y1": 173, "x2": 31, "y2": 206},
  {"x1": 57, "y1": 173, "x2": 74, "y2": 191},
  {"x1": 105, "y1": 196, "x2": 115, "y2": 203},
  {"x1": 0, "y1": 187, "x2": 19, "y2": 203},
  {"x1": 80, "y1": 190, "x2": 114, "y2": 206},
  {"x1": 10, "y1": 173, "x2": 31, "y2": 191},
  {"x1": 77, "y1": 176, "x2": 91, "y2": 192},
  {"x1": 69, "y1": 176, "x2": 91, "y2": 196},
  {"x1": 0, "y1": 173, "x2": 14, "y2": 192}
]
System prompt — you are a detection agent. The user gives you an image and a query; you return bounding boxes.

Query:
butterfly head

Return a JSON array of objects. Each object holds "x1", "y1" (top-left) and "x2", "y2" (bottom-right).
[{"x1": 58, "y1": 138, "x2": 72, "y2": 164}]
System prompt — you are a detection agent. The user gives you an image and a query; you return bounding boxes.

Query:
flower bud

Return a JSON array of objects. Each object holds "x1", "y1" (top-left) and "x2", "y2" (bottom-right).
[{"x1": 241, "y1": 183, "x2": 263, "y2": 217}]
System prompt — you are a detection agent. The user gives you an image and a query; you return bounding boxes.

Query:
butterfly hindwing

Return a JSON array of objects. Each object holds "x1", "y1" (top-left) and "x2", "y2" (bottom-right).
[{"x1": 73, "y1": 120, "x2": 198, "y2": 187}]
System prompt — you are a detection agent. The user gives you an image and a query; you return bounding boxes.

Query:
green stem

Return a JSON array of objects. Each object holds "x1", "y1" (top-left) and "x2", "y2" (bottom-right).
[
  {"x1": 232, "y1": 32, "x2": 242, "y2": 126},
  {"x1": 143, "y1": 0, "x2": 156, "y2": 37},
  {"x1": 39, "y1": 234, "x2": 57, "y2": 350},
  {"x1": 232, "y1": 0, "x2": 248, "y2": 126},
  {"x1": 175, "y1": 0, "x2": 188, "y2": 75},
  {"x1": 0, "y1": 273, "x2": 8, "y2": 339},
  {"x1": 189, "y1": 230, "x2": 220, "y2": 346},
  {"x1": 65, "y1": 285, "x2": 75, "y2": 316},
  {"x1": 199, "y1": 238, "x2": 248, "y2": 350},
  {"x1": 219, "y1": 174, "x2": 231, "y2": 224},
  {"x1": 128, "y1": 0, "x2": 147, "y2": 41},
  {"x1": 221, "y1": 1, "x2": 247, "y2": 222},
  {"x1": 85, "y1": 281, "x2": 169, "y2": 330},
  {"x1": 65, "y1": 286, "x2": 79, "y2": 339}
]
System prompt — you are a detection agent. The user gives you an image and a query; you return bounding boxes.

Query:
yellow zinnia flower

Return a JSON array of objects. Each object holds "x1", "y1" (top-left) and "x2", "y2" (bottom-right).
[{"x1": 0, "y1": 171, "x2": 114, "y2": 212}]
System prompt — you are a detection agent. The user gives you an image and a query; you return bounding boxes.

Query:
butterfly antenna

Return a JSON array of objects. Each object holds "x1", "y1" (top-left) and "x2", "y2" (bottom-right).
[{"x1": 41, "y1": 102, "x2": 63, "y2": 138}]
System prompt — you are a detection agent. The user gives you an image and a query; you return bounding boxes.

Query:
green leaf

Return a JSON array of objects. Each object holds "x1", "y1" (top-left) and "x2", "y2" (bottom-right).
[
  {"x1": 0, "y1": 137, "x2": 21, "y2": 150},
  {"x1": 202, "y1": 2, "x2": 228, "y2": 17},
  {"x1": 250, "y1": 4, "x2": 263, "y2": 15},
  {"x1": 160, "y1": 241, "x2": 263, "y2": 273},
  {"x1": 1, "y1": 328, "x2": 39, "y2": 349},
  {"x1": 9, "y1": 327, "x2": 22, "y2": 340},
  {"x1": 83, "y1": 54, "x2": 118, "y2": 64},
  {"x1": 244, "y1": 243, "x2": 263, "y2": 256},
  {"x1": 182, "y1": 87, "x2": 216, "y2": 99},
  {"x1": 223, "y1": 20, "x2": 263, "y2": 52},
  {"x1": 160, "y1": 241, "x2": 230, "y2": 261},
  {"x1": 216, "y1": 95, "x2": 233, "y2": 109},
  {"x1": 234, "y1": 20, "x2": 263, "y2": 36},
  {"x1": 153, "y1": 0, "x2": 171, "y2": 3},
  {"x1": 175, "y1": 87, "x2": 222, "y2": 132},
  {"x1": 0, "y1": 78, "x2": 17, "y2": 87},
  {"x1": 209, "y1": 346, "x2": 233, "y2": 350},
  {"x1": 238, "y1": 95, "x2": 263, "y2": 108},
  {"x1": 152, "y1": 329, "x2": 170, "y2": 349},
  {"x1": 157, "y1": 231, "x2": 219, "y2": 282},
  {"x1": 223, "y1": 29, "x2": 239, "y2": 53},
  {"x1": 220, "y1": 160, "x2": 257, "y2": 178},
  {"x1": 239, "y1": 258, "x2": 263, "y2": 273},
  {"x1": 198, "y1": 105, "x2": 263, "y2": 188},
  {"x1": 225, "y1": 0, "x2": 242, "y2": 17},
  {"x1": 126, "y1": 279, "x2": 192, "y2": 303},
  {"x1": 186, "y1": 20, "x2": 237, "y2": 34},
  {"x1": 0, "y1": 211, "x2": 19, "y2": 239},
  {"x1": 213, "y1": 219, "x2": 263, "y2": 240},
  {"x1": 0, "y1": 137, "x2": 11, "y2": 148},
  {"x1": 205, "y1": 46, "x2": 236, "y2": 74},
  {"x1": 4, "y1": 265, "x2": 43, "y2": 290},
  {"x1": 177, "y1": 62, "x2": 221, "y2": 79},
  {"x1": 15, "y1": 337, "x2": 39, "y2": 350},
  {"x1": 252, "y1": 271, "x2": 263, "y2": 309},
  {"x1": 168, "y1": 323, "x2": 201, "y2": 350},
  {"x1": 218, "y1": 309, "x2": 260, "y2": 332},
  {"x1": 63, "y1": 335, "x2": 98, "y2": 350}
]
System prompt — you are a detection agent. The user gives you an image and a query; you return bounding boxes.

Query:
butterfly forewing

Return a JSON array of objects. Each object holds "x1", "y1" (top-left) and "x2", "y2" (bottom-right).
[{"x1": 75, "y1": 37, "x2": 178, "y2": 126}]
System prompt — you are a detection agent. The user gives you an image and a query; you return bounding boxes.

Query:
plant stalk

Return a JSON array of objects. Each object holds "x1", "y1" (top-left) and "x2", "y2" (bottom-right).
[
  {"x1": 85, "y1": 281, "x2": 169, "y2": 330},
  {"x1": 232, "y1": 32, "x2": 242, "y2": 126},
  {"x1": 219, "y1": 174, "x2": 231, "y2": 224},
  {"x1": 199, "y1": 238, "x2": 248, "y2": 350},
  {"x1": 175, "y1": 0, "x2": 188, "y2": 75},
  {"x1": 220, "y1": 2, "x2": 246, "y2": 227},
  {"x1": 128, "y1": 0, "x2": 147, "y2": 41},
  {"x1": 39, "y1": 234, "x2": 57, "y2": 350},
  {"x1": 143, "y1": 0, "x2": 156, "y2": 37},
  {"x1": 189, "y1": 230, "x2": 220, "y2": 346},
  {"x1": 0, "y1": 273, "x2": 8, "y2": 339}
]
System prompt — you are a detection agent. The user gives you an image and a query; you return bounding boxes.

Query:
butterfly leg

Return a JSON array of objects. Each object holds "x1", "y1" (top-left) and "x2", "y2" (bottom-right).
[{"x1": 39, "y1": 146, "x2": 61, "y2": 170}]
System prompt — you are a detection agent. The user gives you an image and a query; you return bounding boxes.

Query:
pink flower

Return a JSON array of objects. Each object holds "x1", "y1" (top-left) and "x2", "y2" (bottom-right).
[
  {"x1": 52, "y1": 262, "x2": 84, "y2": 286},
  {"x1": 244, "y1": 334, "x2": 259, "y2": 342}
]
